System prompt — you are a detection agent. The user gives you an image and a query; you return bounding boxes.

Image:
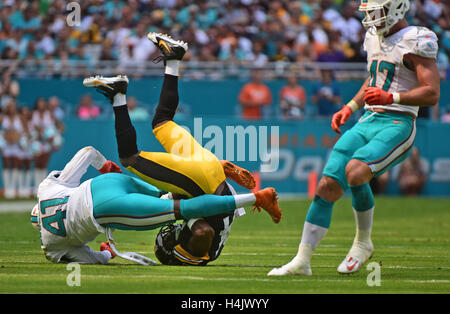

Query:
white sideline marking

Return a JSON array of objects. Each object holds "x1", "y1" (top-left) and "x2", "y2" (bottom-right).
[{"x1": 0, "y1": 201, "x2": 35, "y2": 213}]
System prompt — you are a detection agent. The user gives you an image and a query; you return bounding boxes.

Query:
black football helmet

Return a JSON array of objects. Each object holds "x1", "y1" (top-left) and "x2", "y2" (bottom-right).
[{"x1": 154, "y1": 223, "x2": 184, "y2": 265}]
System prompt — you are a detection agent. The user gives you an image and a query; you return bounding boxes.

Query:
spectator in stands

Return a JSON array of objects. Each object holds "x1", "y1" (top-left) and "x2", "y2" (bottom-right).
[
  {"x1": 238, "y1": 68, "x2": 272, "y2": 120},
  {"x1": 246, "y1": 41, "x2": 269, "y2": 67},
  {"x1": 77, "y1": 94, "x2": 100, "y2": 120},
  {"x1": 32, "y1": 97, "x2": 64, "y2": 193},
  {"x1": 441, "y1": 107, "x2": 450, "y2": 123},
  {"x1": 0, "y1": 100, "x2": 22, "y2": 198},
  {"x1": 397, "y1": 147, "x2": 427, "y2": 196},
  {"x1": 330, "y1": 2, "x2": 362, "y2": 44},
  {"x1": 278, "y1": 73, "x2": 307, "y2": 120},
  {"x1": 311, "y1": 69, "x2": 341, "y2": 117},
  {"x1": 316, "y1": 34, "x2": 347, "y2": 63},
  {"x1": 17, "y1": 106, "x2": 34, "y2": 198},
  {"x1": 0, "y1": 72, "x2": 20, "y2": 109},
  {"x1": 0, "y1": 0, "x2": 447, "y2": 74},
  {"x1": 127, "y1": 96, "x2": 150, "y2": 121},
  {"x1": 48, "y1": 96, "x2": 65, "y2": 121}
]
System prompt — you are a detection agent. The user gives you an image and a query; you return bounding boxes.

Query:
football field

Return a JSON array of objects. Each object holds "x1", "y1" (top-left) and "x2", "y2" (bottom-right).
[{"x1": 1, "y1": 197, "x2": 450, "y2": 294}]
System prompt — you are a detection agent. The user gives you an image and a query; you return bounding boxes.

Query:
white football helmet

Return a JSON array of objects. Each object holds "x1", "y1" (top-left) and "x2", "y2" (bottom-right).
[{"x1": 359, "y1": 0, "x2": 410, "y2": 36}]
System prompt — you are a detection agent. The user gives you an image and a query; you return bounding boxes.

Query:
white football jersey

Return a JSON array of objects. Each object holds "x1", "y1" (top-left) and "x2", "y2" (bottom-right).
[
  {"x1": 37, "y1": 147, "x2": 110, "y2": 264},
  {"x1": 363, "y1": 26, "x2": 439, "y2": 116}
]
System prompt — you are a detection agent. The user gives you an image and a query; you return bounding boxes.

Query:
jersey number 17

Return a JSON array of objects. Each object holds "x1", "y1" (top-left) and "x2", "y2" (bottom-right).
[{"x1": 369, "y1": 60, "x2": 396, "y2": 92}]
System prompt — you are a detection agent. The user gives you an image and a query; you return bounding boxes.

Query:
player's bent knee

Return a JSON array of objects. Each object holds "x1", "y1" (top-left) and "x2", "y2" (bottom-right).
[
  {"x1": 316, "y1": 176, "x2": 344, "y2": 202},
  {"x1": 119, "y1": 153, "x2": 139, "y2": 168},
  {"x1": 345, "y1": 159, "x2": 372, "y2": 186}
]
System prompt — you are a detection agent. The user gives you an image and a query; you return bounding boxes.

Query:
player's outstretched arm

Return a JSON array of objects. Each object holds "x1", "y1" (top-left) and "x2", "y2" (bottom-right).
[
  {"x1": 331, "y1": 77, "x2": 369, "y2": 134},
  {"x1": 58, "y1": 146, "x2": 121, "y2": 186},
  {"x1": 62, "y1": 245, "x2": 113, "y2": 264}
]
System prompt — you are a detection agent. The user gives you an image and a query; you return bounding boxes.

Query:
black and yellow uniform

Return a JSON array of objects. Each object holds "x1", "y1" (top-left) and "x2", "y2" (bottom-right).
[{"x1": 127, "y1": 120, "x2": 226, "y2": 198}]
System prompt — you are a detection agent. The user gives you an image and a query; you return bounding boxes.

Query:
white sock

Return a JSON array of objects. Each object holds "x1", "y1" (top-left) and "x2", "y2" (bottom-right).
[
  {"x1": 11, "y1": 168, "x2": 19, "y2": 189},
  {"x1": 113, "y1": 93, "x2": 127, "y2": 107},
  {"x1": 353, "y1": 207, "x2": 373, "y2": 243},
  {"x1": 10, "y1": 168, "x2": 19, "y2": 198},
  {"x1": 300, "y1": 221, "x2": 328, "y2": 251},
  {"x1": 233, "y1": 193, "x2": 256, "y2": 208},
  {"x1": 17, "y1": 169, "x2": 25, "y2": 196},
  {"x1": 165, "y1": 60, "x2": 180, "y2": 76},
  {"x1": 286, "y1": 222, "x2": 328, "y2": 268},
  {"x1": 20, "y1": 170, "x2": 32, "y2": 197},
  {"x1": 2, "y1": 169, "x2": 11, "y2": 196},
  {"x1": 289, "y1": 243, "x2": 313, "y2": 266}
]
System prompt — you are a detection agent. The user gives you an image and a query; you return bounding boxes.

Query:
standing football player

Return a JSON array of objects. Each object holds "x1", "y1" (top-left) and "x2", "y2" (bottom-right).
[
  {"x1": 269, "y1": 0, "x2": 439, "y2": 276},
  {"x1": 31, "y1": 146, "x2": 281, "y2": 264}
]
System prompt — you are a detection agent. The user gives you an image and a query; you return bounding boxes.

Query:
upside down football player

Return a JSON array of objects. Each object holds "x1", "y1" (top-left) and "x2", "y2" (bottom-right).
[
  {"x1": 83, "y1": 32, "x2": 281, "y2": 265},
  {"x1": 31, "y1": 146, "x2": 281, "y2": 264},
  {"x1": 269, "y1": 0, "x2": 440, "y2": 276}
]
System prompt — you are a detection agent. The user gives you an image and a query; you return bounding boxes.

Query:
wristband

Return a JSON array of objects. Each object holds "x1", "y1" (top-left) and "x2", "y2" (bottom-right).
[
  {"x1": 392, "y1": 92, "x2": 400, "y2": 104},
  {"x1": 346, "y1": 100, "x2": 359, "y2": 113}
]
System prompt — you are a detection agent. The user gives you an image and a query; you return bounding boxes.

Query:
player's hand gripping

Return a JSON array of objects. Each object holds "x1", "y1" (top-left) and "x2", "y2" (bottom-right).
[
  {"x1": 100, "y1": 241, "x2": 116, "y2": 258},
  {"x1": 363, "y1": 87, "x2": 394, "y2": 106},
  {"x1": 99, "y1": 160, "x2": 122, "y2": 174}
]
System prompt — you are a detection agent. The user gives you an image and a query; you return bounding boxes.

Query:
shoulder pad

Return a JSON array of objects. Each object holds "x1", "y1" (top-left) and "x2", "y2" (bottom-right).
[{"x1": 404, "y1": 26, "x2": 439, "y2": 59}]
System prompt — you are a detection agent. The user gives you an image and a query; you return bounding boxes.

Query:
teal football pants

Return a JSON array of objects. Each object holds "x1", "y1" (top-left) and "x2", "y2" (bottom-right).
[
  {"x1": 323, "y1": 110, "x2": 416, "y2": 191},
  {"x1": 90, "y1": 173, "x2": 236, "y2": 230}
]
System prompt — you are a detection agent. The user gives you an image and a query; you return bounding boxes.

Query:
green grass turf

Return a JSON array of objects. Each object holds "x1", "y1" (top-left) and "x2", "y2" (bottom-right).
[{"x1": 0, "y1": 197, "x2": 450, "y2": 294}]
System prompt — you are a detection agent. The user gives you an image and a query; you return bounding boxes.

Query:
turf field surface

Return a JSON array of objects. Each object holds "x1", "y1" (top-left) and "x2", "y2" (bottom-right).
[{"x1": 0, "y1": 197, "x2": 449, "y2": 294}]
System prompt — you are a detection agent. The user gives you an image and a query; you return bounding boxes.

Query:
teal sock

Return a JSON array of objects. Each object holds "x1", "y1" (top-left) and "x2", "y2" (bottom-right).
[
  {"x1": 180, "y1": 195, "x2": 236, "y2": 220},
  {"x1": 305, "y1": 195, "x2": 334, "y2": 229},
  {"x1": 350, "y1": 183, "x2": 374, "y2": 212}
]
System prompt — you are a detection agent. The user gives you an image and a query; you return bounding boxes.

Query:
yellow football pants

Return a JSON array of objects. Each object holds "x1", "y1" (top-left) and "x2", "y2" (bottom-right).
[{"x1": 126, "y1": 121, "x2": 226, "y2": 197}]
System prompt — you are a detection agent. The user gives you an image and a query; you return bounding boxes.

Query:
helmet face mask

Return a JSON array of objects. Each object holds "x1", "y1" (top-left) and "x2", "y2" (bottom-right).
[
  {"x1": 359, "y1": 0, "x2": 410, "y2": 36},
  {"x1": 154, "y1": 223, "x2": 183, "y2": 265}
]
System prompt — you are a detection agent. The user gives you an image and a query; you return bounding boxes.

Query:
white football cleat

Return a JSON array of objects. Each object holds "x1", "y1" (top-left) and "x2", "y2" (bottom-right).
[
  {"x1": 147, "y1": 32, "x2": 188, "y2": 61},
  {"x1": 83, "y1": 75, "x2": 129, "y2": 103},
  {"x1": 83, "y1": 75, "x2": 129, "y2": 89},
  {"x1": 337, "y1": 240, "x2": 374, "y2": 274},
  {"x1": 268, "y1": 261, "x2": 312, "y2": 276}
]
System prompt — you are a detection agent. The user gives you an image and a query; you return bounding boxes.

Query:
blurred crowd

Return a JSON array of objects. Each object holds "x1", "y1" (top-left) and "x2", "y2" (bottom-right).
[
  {"x1": 0, "y1": 71, "x2": 64, "y2": 199},
  {"x1": 1, "y1": 0, "x2": 449, "y2": 198},
  {"x1": 238, "y1": 68, "x2": 441, "y2": 121},
  {"x1": 0, "y1": 0, "x2": 449, "y2": 68}
]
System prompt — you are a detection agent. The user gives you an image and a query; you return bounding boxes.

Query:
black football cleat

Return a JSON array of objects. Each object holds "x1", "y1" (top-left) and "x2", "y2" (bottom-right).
[
  {"x1": 147, "y1": 32, "x2": 188, "y2": 62},
  {"x1": 83, "y1": 75, "x2": 129, "y2": 104}
]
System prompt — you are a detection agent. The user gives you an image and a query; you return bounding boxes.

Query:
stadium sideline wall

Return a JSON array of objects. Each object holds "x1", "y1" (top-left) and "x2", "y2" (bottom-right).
[{"x1": 2, "y1": 78, "x2": 450, "y2": 196}]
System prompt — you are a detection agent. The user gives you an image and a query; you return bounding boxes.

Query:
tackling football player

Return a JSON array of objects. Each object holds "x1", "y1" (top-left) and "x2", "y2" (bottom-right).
[
  {"x1": 269, "y1": 0, "x2": 440, "y2": 276},
  {"x1": 83, "y1": 33, "x2": 281, "y2": 266},
  {"x1": 31, "y1": 146, "x2": 281, "y2": 264}
]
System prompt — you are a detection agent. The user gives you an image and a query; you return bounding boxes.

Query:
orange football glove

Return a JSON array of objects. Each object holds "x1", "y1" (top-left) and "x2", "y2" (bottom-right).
[
  {"x1": 331, "y1": 105, "x2": 353, "y2": 134},
  {"x1": 364, "y1": 87, "x2": 394, "y2": 106},
  {"x1": 99, "y1": 161, "x2": 122, "y2": 174},
  {"x1": 100, "y1": 241, "x2": 116, "y2": 258}
]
